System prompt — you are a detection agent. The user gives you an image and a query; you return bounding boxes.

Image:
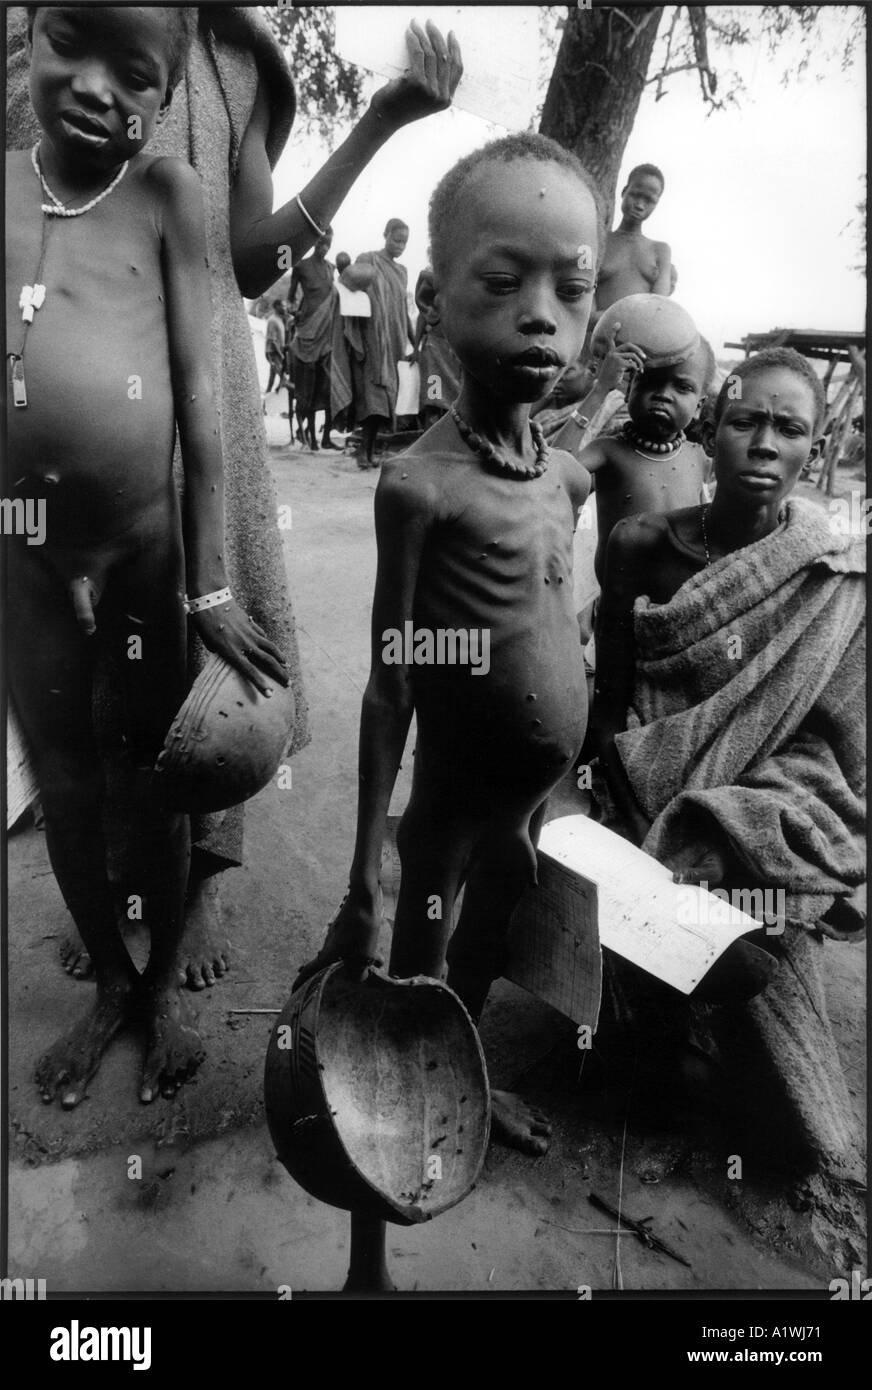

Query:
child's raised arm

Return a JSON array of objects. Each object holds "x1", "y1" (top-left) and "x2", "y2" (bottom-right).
[
  {"x1": 153, "y1": 156, "x2": 288, "y2": 694},
  {"x1": 551, "y1": 332, "x2": 645, "y2": 460}
]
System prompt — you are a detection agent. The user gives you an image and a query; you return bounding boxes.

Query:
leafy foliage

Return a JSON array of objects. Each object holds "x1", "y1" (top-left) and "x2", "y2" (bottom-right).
[
  {"x1": 262, "y1": 4, "x2": 363, "y2": 143},
  {"x1": 646, "y1": 4, "x2": 863, "y2": 110}
]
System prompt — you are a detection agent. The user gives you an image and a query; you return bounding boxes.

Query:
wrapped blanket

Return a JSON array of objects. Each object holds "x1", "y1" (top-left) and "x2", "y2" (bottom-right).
[
  {"x1": 617, "y1": 497, "x2": 865, "y2": 930},
  {"x1": 329, "y1": 304, "x2": 361, "y2": 423},
  {"x1": 605, "y1": 495, "x2": 865, "y2": 1176},
  {"x1": 7, "y1": 6, "x2": 310, "y2": 867},
  {"x1": 351, "y1": 250, "x2": 409, "y2": 422}
]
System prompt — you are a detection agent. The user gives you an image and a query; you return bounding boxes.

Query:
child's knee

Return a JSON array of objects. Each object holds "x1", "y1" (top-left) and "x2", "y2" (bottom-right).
[
  {"x1": 490, "y1": 824, "x2": 538, "y2": 889},
  {"x1": 39, "y1": 756, "x2": 103, "y2": 822}
]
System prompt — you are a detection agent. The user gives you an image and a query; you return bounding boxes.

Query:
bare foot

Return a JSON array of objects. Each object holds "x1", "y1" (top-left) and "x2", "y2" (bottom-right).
[
  {"x1": 178, "y1": 875, "x2": 230, "y2": 990},
  {"x1": 36, "y1": 981, "x2": 134, "y2": 1108},
  {"x1": 491, "y1": 1089, "x2": 552, "y2": 1156},
  {"x1": 139, "y1": 985, "x2": 205, "y2": 1103},
  {"x1": 60, "y1": 935, "x2": 94, "y2": 980}
]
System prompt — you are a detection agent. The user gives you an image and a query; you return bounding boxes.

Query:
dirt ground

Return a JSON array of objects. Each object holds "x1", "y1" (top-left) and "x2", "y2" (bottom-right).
[{"x1": 5, "y1": 395, "x2": 866, "y2": 1295}]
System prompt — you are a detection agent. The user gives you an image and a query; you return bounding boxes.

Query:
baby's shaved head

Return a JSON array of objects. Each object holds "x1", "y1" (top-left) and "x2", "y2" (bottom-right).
[{"x1": 428, "y1": 132, "x2": 605, "y2": 279}]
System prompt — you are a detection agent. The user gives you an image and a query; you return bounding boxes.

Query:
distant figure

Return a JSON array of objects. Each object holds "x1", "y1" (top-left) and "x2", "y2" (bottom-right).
[
  {"x1": 341, "y1": 219, "x2": 416, "y2": 467},
  {"x1": 329, "y1": 252, "x2": 366, "y2": 434},
  {"x1": 594, "y1": 164, "x2": 672, "y2": 323},
  {"x1": 290, "y1": 229, "x2": 338, "y2": 450},
  {"x1": 265, "y1": 300, "x2": 287, "y2": 393}
]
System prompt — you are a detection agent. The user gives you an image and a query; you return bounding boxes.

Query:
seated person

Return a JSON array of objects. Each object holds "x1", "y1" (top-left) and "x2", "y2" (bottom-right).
[{"x1": 590, "y1": 347, "x2": 865, "y2": 1179}]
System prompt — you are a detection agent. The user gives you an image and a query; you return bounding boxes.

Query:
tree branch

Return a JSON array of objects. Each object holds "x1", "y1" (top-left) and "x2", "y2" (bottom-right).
[
  {"x1": 647, "y1": 60, "x2": 703, "y2": 84},
  {"x1": 655, "y1": 5, "x2": 683, "y2": 101},
  {"x1": 612, "y1": 6, "x2": 662, "y2": 46}
]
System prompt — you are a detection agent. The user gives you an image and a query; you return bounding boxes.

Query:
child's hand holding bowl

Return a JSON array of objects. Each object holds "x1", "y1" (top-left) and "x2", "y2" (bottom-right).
[{"x1": 192, "y1": 601, "x2": 289, "y2": 696}]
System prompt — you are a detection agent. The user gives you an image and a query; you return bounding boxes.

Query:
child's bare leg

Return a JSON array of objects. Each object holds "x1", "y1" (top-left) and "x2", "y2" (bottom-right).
[
  {"x1": 447, "y1": 798, "x2": 553, "y2": 1154},
  {"x1": 388, "y1": 781, "x2": 480, "y2": 980},
  {"x1": 360, "y1": 416, "x2": 386, "y2": 467},
  {"x1": 112, "y1": 531, "x2": 203, "y2": 1102},
  {"x1": 8, "y1": 545, "x2": 138, "y2": 1108},
  {"x1": 178, "y1": 853, "x2": 231, "y2": 989},
  {"x1": 341, "y1": 780, "x2": 477, "y2": 1294}
]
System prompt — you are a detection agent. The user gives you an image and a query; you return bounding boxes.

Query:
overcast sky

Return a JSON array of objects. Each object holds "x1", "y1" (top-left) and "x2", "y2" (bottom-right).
[{"x1": 271, "y1": 5, "x2": 865, "y2": 355}]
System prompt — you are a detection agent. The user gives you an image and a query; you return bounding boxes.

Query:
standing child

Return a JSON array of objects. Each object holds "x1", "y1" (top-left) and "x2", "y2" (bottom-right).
[
  {"x1": 264, "y1": 298, "x2": 287, "y2": 394},
  {"x1": 6, "y1": 4, "x2": 288, "y2": 1107},
  {"x1": 297, "y1": 132, "x2": 605, "y2": 1162}
]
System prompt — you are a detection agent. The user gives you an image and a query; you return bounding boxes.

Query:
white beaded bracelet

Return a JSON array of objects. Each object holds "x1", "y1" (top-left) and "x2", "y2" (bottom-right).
[
  {"x1": 184, "y1": 587, "x2": 232, "y2": 615},
  {"x1": 570, "y1": 410, "x2": 591, "y2": 429}
]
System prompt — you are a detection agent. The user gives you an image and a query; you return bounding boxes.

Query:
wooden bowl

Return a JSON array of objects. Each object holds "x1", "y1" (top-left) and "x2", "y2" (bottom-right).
[
  {"x1": 264, "y1": 963, "x2": 490, "y2": 1225},
  {"x1": 154, "y1": 653, "x2": 295, "y2": 813}
]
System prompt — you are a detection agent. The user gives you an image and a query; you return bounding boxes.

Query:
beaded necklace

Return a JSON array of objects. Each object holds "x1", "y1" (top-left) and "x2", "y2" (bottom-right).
[
  {"x1": 31, "y1": 141, "x2": 130, "y2": 216},
  {"x1": 8, "y1": 144, "x2": 130, "y2": 408},
  {"x1": 623, "y1": 421, "x2": 685, "y2": 460},
  {"x1": 449, "y1": 405, "x2": 550, "y2": 480}
]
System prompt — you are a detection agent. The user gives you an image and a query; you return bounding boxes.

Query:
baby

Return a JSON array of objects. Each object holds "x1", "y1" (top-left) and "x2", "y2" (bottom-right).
[
  {"x1": 577, "y1": 328, "x2": 715, "y2": 581},
  {"x1": 6, "y1": 4, "x2": 287, "y2": 1107},
  {"x1": 297, "y1": 132, "x2": 605, "y2": 1163}
]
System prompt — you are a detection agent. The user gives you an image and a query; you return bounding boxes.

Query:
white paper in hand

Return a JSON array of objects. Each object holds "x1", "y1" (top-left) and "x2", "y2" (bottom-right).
[
  {"x1": 334, "y1": 6, "x2": 538, "y2": 130},
  {"x1": 537, "y1": 816, "x2": 762, "y2": 996}
]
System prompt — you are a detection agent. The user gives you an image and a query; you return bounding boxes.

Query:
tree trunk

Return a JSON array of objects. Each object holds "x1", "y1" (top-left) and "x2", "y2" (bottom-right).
[{"x1": 539, "y1": 6, "x2": 665, "y2": 227}]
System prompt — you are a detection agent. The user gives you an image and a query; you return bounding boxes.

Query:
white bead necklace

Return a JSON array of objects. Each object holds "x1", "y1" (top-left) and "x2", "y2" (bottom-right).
[
  {"x1": 31, "y1": 141, "x2": 129, "y2": 217},
  {"x1": 8, "y1": 145, "x2": 132, "y2": 407}
]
